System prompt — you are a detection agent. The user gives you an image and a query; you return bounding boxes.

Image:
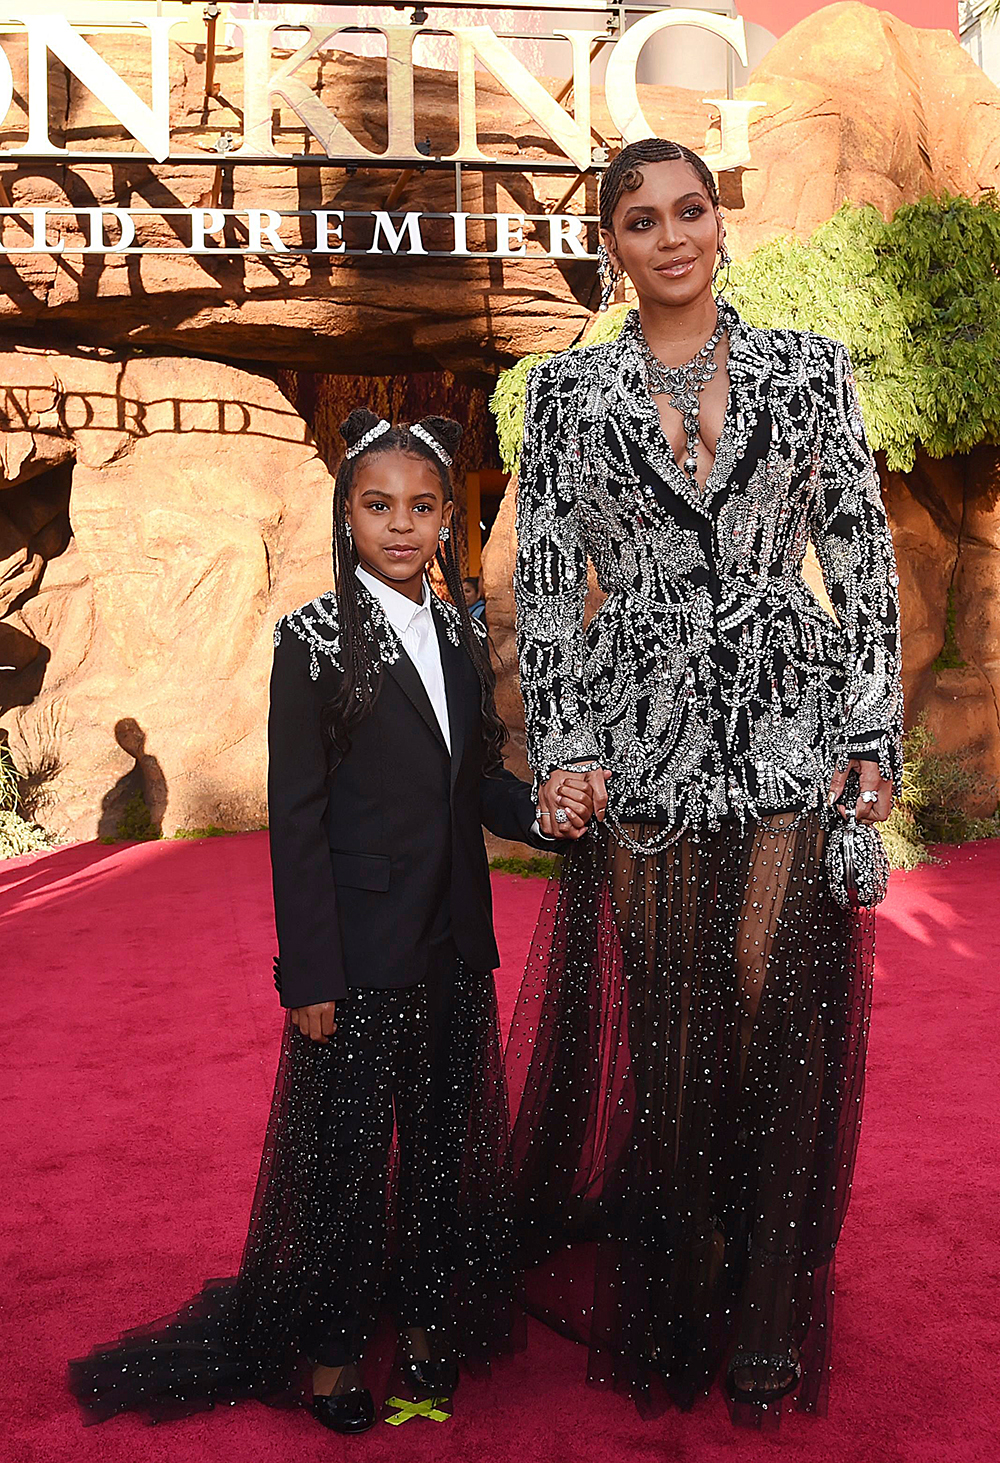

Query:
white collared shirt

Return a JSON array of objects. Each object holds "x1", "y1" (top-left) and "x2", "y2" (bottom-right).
[{"x1": 356, "y1": 567, "x2": 451, "y2": 752}]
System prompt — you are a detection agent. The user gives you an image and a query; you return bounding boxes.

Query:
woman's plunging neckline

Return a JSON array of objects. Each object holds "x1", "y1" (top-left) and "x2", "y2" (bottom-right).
[
  {"x1": 636, "y1": 318, "x2": 734, "y2": 499},
  {"x1": 646, "y1": 359, "x2": 734, "y2": 502}
]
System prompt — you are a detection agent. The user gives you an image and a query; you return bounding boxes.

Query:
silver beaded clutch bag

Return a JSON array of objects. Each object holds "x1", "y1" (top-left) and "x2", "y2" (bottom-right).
[{"x1": 825, "y1": 776, "x2": 890, "y2": 910}]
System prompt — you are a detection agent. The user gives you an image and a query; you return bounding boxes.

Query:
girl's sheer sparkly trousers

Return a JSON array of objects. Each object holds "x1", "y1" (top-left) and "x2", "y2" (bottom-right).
[
  {"x1": 505, "y1": 813, "x2": 873, "y2": 1425},
  {"x1": 68, "y1": 954, "x2": 519, "y2": 1423}
]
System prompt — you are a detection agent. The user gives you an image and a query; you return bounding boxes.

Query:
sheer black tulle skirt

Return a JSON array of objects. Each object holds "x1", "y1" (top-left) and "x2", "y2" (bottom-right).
[
  {"x1": 506, "y1": 813, "x2": 873, "y2": 1424},
  {"x1": 69, "y1": 953, "x2": 519, "y2": 1423}
]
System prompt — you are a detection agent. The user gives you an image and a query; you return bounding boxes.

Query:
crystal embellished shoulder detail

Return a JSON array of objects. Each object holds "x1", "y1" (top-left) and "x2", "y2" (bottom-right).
[
  {"x1": 433, "y1": 595, "x2": 488, "y2": 646},
  {"x1": 275, "y1": 585, "x2": 399, "y2": 681},
  {"x1": 275, "y1": 581, "x2": 472, "y2": 681}
]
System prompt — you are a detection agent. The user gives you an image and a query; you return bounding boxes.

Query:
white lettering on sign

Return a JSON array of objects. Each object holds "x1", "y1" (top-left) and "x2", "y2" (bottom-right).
[
  {"x1": 0, "y1": 207, "x2": 610, "y2": 260},
  {"x1": 16, "y1": 12, "x2": 178, "y2": 161},
  {"x1": 369, "y1": 212, "x2": 428, "y2": 256},
  {"x1": 0, "y1": 7, "x2": 758, "y2": 174}
]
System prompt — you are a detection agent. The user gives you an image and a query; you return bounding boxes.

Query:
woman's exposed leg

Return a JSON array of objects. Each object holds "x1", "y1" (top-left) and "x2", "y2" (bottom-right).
[
  {"x1": 728, "y1": 814, "x2": 828, "y2": 1401},
  {"x1": 605, "y1": 827, "x2": 728, "y2": 1387}
]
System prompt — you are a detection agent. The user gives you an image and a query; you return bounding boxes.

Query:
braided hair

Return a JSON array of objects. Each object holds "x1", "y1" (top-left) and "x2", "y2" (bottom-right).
[
  {"x1": 599, "y1": 137, "x2": 720, "y2": 234},
  {"x1": 325, "y1": 407, "x2": 508, "y2": 770}
]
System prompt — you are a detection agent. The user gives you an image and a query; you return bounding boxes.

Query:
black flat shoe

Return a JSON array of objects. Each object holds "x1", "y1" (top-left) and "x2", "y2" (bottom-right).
[
  {"x1": 311, "y1": 1388, "x2": 377, "y2": 1434},
  {"x1": 725, "y1": 1347, "x2": 802, "y2": 1406},
  {"x1": 401, "y1": 1357, "x2": 459, "y2": 1398}
]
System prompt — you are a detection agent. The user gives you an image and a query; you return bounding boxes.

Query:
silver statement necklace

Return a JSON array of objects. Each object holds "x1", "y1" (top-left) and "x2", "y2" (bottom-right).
[{"x1": 638, "y1": 314, "x2": 727, "y2": 488}]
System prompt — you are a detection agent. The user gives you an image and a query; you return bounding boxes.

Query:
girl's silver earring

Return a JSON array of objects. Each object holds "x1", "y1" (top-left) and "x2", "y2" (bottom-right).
[
  {"x1": 438, "y1": 526, "x2": 450, "y2": 543},
  {"x1": 597, "y1": 242, "x2": 622, "y2": 313},
  {"x1": 344, "y1": 521, "x2": 352, "y2": 539}
]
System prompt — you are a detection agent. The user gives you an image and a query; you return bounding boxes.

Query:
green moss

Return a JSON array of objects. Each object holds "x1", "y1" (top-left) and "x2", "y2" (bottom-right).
[
  {"x1": 489, "y1": 853, "x2": 562, "y2": 879},
  {"x1": 491, "y1": 193, "x2": 1000, "y2": 475},
  {"x1": 173, "y1": 825, "x2": 231, "y2": 839},
  {"x1": 931, "y1": 583, "x2": 966, "y2": 672}
]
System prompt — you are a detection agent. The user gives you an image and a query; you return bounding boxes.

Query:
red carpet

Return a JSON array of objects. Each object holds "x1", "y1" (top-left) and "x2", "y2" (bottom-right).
[{"x1": 2, "y1": 833, "x2": 998, "y2": 1463}]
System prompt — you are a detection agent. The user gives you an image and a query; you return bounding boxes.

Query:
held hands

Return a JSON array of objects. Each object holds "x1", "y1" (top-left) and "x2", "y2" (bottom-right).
[
  {"x1": 291, "y1": 1001, "x2": 337, "y2": 1043},
  {"x1": 827, "y1": 758, "x2": 894, "y2": 824},
  {"x1": 537, "y1": 767, "x2": 612, "y2": 840}
]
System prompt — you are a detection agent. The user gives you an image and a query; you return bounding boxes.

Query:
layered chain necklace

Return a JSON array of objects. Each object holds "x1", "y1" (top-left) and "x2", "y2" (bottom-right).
[{"x1": 638, "y1": 313, "x2": 727, "y2": 489}]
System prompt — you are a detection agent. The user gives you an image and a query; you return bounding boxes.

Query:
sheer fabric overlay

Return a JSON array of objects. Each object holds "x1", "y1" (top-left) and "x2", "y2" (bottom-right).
[
  {"x1": 506, "y1": 815, "x2": 873, "y2": 1425},
  {"x1": 69, "y1": 956, "x2": 520, "y2": 1424}
]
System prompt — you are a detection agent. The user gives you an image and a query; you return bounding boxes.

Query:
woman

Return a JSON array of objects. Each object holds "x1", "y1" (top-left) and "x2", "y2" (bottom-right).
[
  {"x1": 69, "y1": 411, "x2": 591, "y2": 1433},
  {"x1": 507, "y1": 138, "x2": 903, "y2": 1423}
]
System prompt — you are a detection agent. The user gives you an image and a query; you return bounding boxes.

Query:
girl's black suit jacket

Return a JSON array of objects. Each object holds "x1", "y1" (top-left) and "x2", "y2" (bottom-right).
[{"x1": 267, "y1": 588, "x2": 547, "y2": 1008}]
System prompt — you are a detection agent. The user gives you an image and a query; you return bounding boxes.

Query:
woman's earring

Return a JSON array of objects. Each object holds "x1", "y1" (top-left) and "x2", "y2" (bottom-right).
[
  {"x1": 344, "y1": 521, "x2": 352, "y2": 540},
  {"x1": 712, "y1": 240, "x2": 732, "y2": 296},
  {"x1": 597, "y1": 242, "x2": 622, "y2": 312},
  {"x1": 438, "y1": 526, "x2": 450, "y2": 543}
]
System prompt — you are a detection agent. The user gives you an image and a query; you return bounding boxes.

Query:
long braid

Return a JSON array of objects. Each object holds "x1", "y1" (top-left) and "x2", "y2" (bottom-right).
[
  {"x1": 322, "y1": 409, "x2": 509, "y2": 768},
  {"x1": 325, "y1": 453, "x2": 383, "y2": 759}
]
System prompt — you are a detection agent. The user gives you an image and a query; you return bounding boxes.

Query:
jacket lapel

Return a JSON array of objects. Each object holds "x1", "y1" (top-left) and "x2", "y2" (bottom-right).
[
  {"x1": 432, "y1": 603, "x2": 468, "y2": 789},
  {"x1": 383, "y1": 645, "x2": 450, "y2": 756}
]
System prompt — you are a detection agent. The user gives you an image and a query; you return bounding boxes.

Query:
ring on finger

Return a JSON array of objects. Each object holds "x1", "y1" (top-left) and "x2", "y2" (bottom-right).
[
  {"x1": 554, "y1": 808, "x2": 570, "y2": 825},
  {"x1": 861, "y1": 789, "x2": 879, "y2": 804}
]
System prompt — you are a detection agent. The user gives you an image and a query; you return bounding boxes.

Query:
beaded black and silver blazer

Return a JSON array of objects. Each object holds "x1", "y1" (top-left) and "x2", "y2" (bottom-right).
[{"x1": 514, "y1": 300, "x2": 904, "y2": 833}]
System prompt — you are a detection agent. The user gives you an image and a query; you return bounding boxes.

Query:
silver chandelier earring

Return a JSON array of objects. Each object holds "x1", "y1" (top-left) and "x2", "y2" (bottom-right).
[
  {"x1": 597, "y1": 242, "x2": 622, "y2": 312},
  {"x1": 438, "y1": 525, "x2": 450, "y2": 543},
  {"x1": 713, "y1": 239, "x2": 732, "y2": 296}
]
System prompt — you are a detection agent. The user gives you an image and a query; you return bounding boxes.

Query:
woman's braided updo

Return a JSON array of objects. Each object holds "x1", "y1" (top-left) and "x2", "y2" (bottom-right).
[
  {"x1": 324, "y1": 408, "x2": 508, "y2": 770},
  {"x1": 598, "y1": 137, "x2": 720, "y2": 234}
]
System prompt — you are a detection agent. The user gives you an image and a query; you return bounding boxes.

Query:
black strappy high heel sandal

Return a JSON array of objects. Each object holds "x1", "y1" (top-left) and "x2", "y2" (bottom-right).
[{"x1": 725, "y1": 1346, "x2": 802, "y2": 1406}]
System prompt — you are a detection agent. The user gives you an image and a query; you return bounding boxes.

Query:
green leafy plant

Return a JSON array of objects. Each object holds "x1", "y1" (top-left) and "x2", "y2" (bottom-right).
[
  {"x1": 0, "y1": 739, "x2": 18, "y2": 815},
  {"x1": 0, "y1": 738, "x2": 56, "y2": 859},
  {"x1": 114, "y1": 789, "x2": 159, "y2": 842},
  {"x1": 173, "y1": 825, "x2": 231, "y2": 839},
  {"x1": 879, "y1": 717, "x2": 1000, "y2": 867},
  {"x1": 0, "y1": 810, "x2": 52, "y2": 859}
]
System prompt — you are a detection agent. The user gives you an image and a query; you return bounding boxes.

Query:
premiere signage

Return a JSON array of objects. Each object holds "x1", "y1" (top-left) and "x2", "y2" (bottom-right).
[
  {"x1": 4, "y1": 205, "x2": 595, "y2": 258},
  {"x1": 0, "y1": 6, "x2": 761, "y2": 259}
]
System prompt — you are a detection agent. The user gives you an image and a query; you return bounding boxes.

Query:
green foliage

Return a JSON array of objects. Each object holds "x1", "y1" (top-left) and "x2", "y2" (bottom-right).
[
  {"x1": 173, "y1": 825, "x2": 231, "y2": 839},
  {"x1": 732, "y1": 194, "x2": 1000, "y2": 471},
  {"x1": 490, "y1": 352, "x2": 552, "y2": 476},
  {"x1": 115, "y1": 789, "x2": 159, "y2": 842},
  {"x1": 489, "y1": 853, "x2": 562, "y2": 879},
  {"x1": 0, "y1": 809, "x2": 52, "y2": 859},
  {"x1": 881, "y1": 718, "x2": 1000, "y2": 864},
  {"x1": 0, "y1": 740, "x2": 18, "y2": 815},
  {"x1": 878, "y1": 807, "x2": 930, "y2": 871},
  {"x1": 491, "y1": 194, "x2": 1000, "y2": 474},
  {"x1": 0, "y1": 739, "x2": 56, "y2": 859}
]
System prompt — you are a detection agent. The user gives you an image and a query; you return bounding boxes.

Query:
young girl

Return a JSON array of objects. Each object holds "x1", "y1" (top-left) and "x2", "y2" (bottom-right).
[{"x1": 69, "y1": 410, "x2": 593, "y2": 1434}]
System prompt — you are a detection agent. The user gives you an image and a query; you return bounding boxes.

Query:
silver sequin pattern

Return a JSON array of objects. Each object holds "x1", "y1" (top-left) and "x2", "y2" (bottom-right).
[{"x1": 514, "y1": 300, "x2": 904, "y2": 831}]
